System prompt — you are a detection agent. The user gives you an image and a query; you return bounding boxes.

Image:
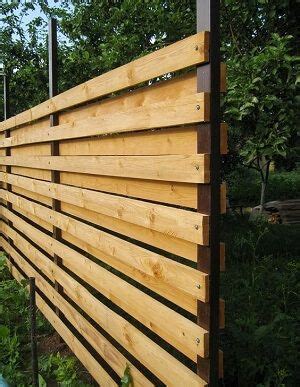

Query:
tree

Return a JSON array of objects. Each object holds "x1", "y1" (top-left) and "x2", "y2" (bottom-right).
[{"x1": 225, "y1": 33, "x2": 298, "y2": 209}]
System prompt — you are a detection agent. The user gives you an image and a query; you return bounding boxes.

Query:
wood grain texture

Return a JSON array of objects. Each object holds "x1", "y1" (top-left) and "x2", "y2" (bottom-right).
[
  {"x1": 62, "y1": 229, "x2": 197, "y2": 314},
  {"x1": 0, "y1": 93, "x2": 209, "y2": 148},
  {"x1": 0, "y1": 172, "x2": 209, "y2": 244},
  {"x1": 0, "y1": 209, "x2": 209, "y2": 360},
  {"x1": 0, "y1": 154, "x2": 210, "y2": 183},
  {"x1": 59, "y1": 124, "x2": 228, "y2": 156},
  {"x1": 0, "y1": 229, "x2": 207, "y2": 386},
  {"x1": 2, "y1": 234, "x2": 153, "y2": 387},
  {"x1": 0, "y1": 32, "x2": 209, "y2": 132},
  {"x1": 37, "y1": 298, "x2": 118, "y2": 387},
  {"x1": 0, "y1": 191, "x2": 209, "y2": 302},
  {"x1": 61, "y1": 202, "x2": 198, "y2": 262},
  {"x1": 61, "y1": 172, "x2": 198, "y2": 208},
  {"x1": 59, "y1": 72, "x2": 197, "y2": 125}
]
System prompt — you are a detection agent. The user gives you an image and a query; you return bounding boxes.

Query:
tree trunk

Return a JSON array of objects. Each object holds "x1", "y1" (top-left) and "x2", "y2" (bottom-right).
[
  {"x1": 259, "y1": 157, "x2": 271, "y2": 213},
  {"x1": 260, "y1": 179, "x2": 267, "y2": 212}
]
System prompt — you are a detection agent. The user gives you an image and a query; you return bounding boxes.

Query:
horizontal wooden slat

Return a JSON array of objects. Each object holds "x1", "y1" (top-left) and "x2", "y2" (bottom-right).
[
  {"x1": 0, "y1": 93, "x2": 209, "y2": 148},
  {"x1": 0, "y1": 212, "x2": 208, "y2": 360},
  {"x1": 11, "y1": 166, "x2": 51, "y2": 181},
  {"x1": 37, "y1": 297, "x2": 117, "y2": 386},
  {"x1": 7, "y1": 173, "x2": 198, "y2": 259},
  {"x1": 0, "y1": 192, "x2": 208, "y2": 306},
  {"x1": 61, "y1": 202, "x2": 198, "y2": 263},
  {"x1": 0, "y1": 154, "x2": 210, "y2": 183},
  {"x1": 0, "y1": 173, "x2": 209, "y2": 244},
  {"x1": 7, "y1": 72, "x2": 196, "y2": 149},
  {"x1": 61, "y1": 172, "x2": 198, "y2": 208},
  {"x1": 12, "y1": 204, "x2": 53, "y2": 232},
  {"x1": 3, "y1": 248, "x2": 117, "y2": 386},
  {"x1": 2, "y1": 237, "x2": 153, "y2": 386},
  {"x1": 59, "y1": 124, "x2": 228, "y2": 156},
  {"x1": 59, "y1": 72, "x2": 197, "y2": 125},
  {"x1": 11, "y1": 143, "x2": 51, "y2": 156},
  {"x1": 0, "y1": 232, "x2": 207, "y2": 386},
  {"x1": 61, "y1": 228, "x2": 196, "y2": 314},
  {"x1": 12, "y1": 185, "x2": 52, "y2": 206},
  {"x1": 0, "y1": 32, "x2": 209, "y2": 132}
]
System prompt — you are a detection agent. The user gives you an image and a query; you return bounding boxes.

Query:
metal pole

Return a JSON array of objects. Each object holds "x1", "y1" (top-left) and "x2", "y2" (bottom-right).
[
  {"x1": 3, "y1": 74, "x2": 10, "y2": 120},
  {"x1": 196, "y1": 1, "x2": 221, "y2": 386},
  {"x1": 48, "y1": 18, "x2": 63, "y2": 316},
  {"x1": 29, "y1": 277, "x2": 39, "y2": 387},
  {"x1": 3, "y1": 69, "x2": 13, "y2": 261}
]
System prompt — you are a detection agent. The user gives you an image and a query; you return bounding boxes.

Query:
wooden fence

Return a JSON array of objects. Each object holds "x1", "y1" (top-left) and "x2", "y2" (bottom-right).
[{"x1": 0, "y1": 25, "x2": 226, "y2": 386}]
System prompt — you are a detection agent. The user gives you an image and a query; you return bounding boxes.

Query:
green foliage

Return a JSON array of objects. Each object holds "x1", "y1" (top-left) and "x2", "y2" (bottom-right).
[
  {"x1": 227, "y1": 168, "x2": 300, "y2": 206},
  {"x1": 39, "y1": 353, "x2": 91, "y2": 386},
  {"x1": 0, "y1": 256, "x2": 91, "y2": 386},
  {"x1": 221, "y1": 215, "x2": 300, "y2": 386},
  {"x1": 225, "y1": 34, "x2": 298, "y2": 168},
  {"x1": 0, "y1": 255, "x2": 30, "y2": 386},
  {"x1": 121, "y1": 364, "x2": 133, "y2": 387}
]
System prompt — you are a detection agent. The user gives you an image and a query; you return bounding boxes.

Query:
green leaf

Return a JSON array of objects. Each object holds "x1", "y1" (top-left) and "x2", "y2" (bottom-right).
[
  {"x1": 121, "y1": 365, "x2": 133, "y2": 387},
  {"x1": 38, "y1": 374, "x2": 47, "y2": 387},
  {"x1": 0, "y1": 325, "x2": 10, "y2": 338}
]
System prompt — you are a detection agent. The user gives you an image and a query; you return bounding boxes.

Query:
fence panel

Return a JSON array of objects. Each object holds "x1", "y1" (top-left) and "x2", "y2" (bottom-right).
[{"x1": 0, "y1": 28, "x2": 225, "y2": 386}]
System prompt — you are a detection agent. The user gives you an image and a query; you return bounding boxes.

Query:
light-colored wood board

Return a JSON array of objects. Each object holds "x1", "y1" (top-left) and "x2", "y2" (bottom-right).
[
  {"x1": 0, "y1": 172, "x2": 209, "y2": 244},
  {"x1": 3, "y1": 224, "x2": 55, "y2": 280},
  {"x1": 12, "y1": 185, "x2": 52, "y2": 206},
  {"x1": 37, "y1": 297, "x2": 118, "y2": 386},
  {"x1": 0, "y1": 32, "x2": 209, "y2": 132},
  {"x1": 61, "y1": 172, "x2": 198, "y2": 208},
  {"x1": 60, "y1": 126, "x2": 199, "y2": 156},
  {"x1": 1, "y1": 190, "x2": 209, "y2": 300},
  {"x1": 59, "y1": 123, "x2": 228, "y2": 156},
  {"x1": 62, "y1": 229, "x2": 197, "y2": 314},
  {"x1": 11, "y1": 143, "x2": 51, "y2": 156},
  {"x1": 0, "y1": 154, "x2": 210, "y2": 183},
  {"x1": 2, "y1": 171, "x2": 198, "y2": 258},
  {"x1": 0, "y1": 211, "x2": 209, "y2": 360},
  {"x1": 0, "y1": 93, "x2": 209, "y2": 148},
  {"x1": 11, "y1": 204, "x2": 53, "y2": 232},
  {"x1": 0, "y1": 234, "x2": 207, "y2": 386},
  {"x1": 11, "y1": 166, "x2": 51, "y2": 181},
  {"x1": 12, "y1": 117, "x2": 49, "y2": 136},
  {"x1": 2, "y1": 233, "x2": 153, "y2": 387},
  {"x1": 62, "y1": 202, "x2": 198, "y2": 262},
  {"x1": 59, "y1": 72, "x2": 196, "y2": 125}
]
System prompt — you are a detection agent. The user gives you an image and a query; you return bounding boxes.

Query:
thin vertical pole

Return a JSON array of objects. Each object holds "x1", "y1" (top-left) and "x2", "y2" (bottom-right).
[
  {"x1": 3, "y1": 71, "x2": 13, "y2": 260},
  {"x1": 196, "y1": 1, "x2": 221, "y2": 386},
  {"x1": 29, "y1": 277, "x2": 39, "y2": 387},
  {"x1": 48, "y1": 18, "x2": 62, "y2": 314},
  {"x1": 3, "y1": 74, "x2": 10, "y2": 120}
]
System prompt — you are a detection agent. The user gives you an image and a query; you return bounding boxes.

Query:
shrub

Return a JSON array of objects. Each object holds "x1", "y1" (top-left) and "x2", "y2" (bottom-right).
[
  {"x1": 227, "y1": 168, "x2": 300, "y2": 206},
  {"x1": 221, "y1": 215, "x2": 300, "y2": 386}
]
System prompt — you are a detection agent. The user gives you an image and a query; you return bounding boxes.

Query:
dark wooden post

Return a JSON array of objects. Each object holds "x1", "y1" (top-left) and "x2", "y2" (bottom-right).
[
  {"x1": 196, "y1": 1, "x2": 221, "y2": 386},
  {"x1": 48, "y1": 18, "x2": 63, "y2": 314}
]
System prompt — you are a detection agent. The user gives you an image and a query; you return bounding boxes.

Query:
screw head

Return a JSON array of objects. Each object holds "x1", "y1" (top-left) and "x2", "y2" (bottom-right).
[
  {"x1": 196, "y1": 104, "x2": 200, "y2": 110},
  {"x1": 196, "y1": 284, "x2": 201, "y2": 289},
  {"x1": 195, "y1": 45, "x2": 199, "y2": 51},
  {"x1": 194, "y1": 225, "x2": 199, "y2": 230},
  {"x1": 195, "y1": 165, "x2": 200, "y2": 170},
  {"x1": 196, "y1": 338, "x2": 200, "y2": 344}
]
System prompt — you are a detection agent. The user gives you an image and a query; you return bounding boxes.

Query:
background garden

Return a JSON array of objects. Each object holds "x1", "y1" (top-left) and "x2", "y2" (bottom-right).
[{"x1": 0, "y1": 1, "x2": 299, "y2": 386}]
